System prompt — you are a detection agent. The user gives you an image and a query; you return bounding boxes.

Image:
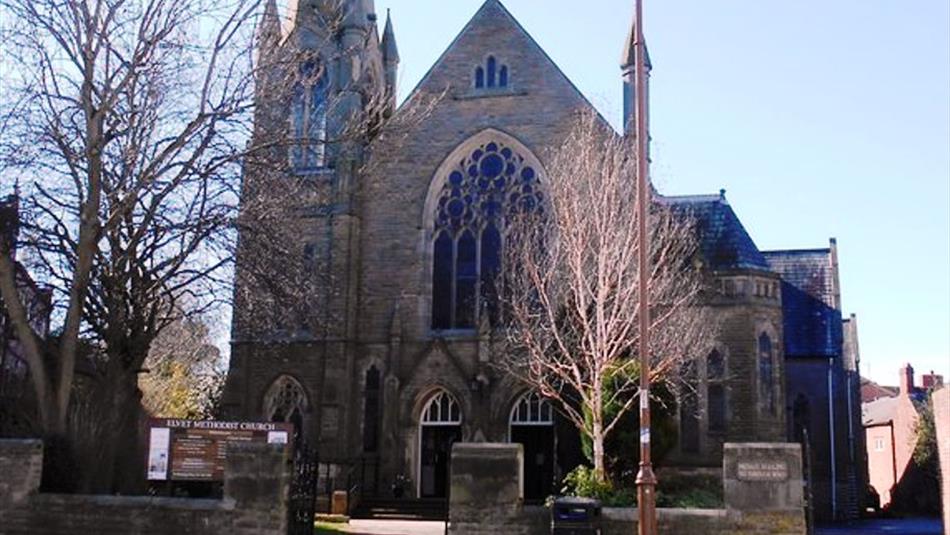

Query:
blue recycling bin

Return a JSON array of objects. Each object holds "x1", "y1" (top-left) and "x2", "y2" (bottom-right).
[{"x1": 551, "y1": 496, "x2": 602, "y2": 534}]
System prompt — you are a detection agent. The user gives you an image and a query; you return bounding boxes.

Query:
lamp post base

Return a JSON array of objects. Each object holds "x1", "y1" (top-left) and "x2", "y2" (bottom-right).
[{"x1": 636, "y1": 463, "x2": 658, "y2": 535}]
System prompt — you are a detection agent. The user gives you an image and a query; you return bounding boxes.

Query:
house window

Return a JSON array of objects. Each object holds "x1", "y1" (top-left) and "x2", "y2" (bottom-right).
[
  {"x1": 874, "y1": 437, "x2": 885, "y2": 452},
  {"x1": 431, "y1": 141, "x2": 543, "y2": 329},
  {"x1": 759, "y1": 332, "x2": 775, "y2": 415},
  {"x1": 707, "y1": 350, "x2": 726, "y2": 433},
  {"x1": 290, "y1": 61, "x2": 328, "y2": 172},
  {"x1": 474, "y1": 56, "x2": 509, "y2": 89}
]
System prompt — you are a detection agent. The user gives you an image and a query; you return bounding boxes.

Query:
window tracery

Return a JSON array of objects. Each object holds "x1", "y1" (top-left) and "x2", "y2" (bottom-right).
[
  {"x1": 264, "y1": 375, "x2": 307, "y2": 425},
  {"x1": 510, "y1": 391, "x2": 553, "y2": 425},
  {"x1": 431, "y1": 141, "x2": 543, "y2": 329},
  {"x1": 421, "y1": 390, "x2": 462, "y2": 425},
  {"x1": 291, "y1": 61, "x2": 328, "y2": 172}
]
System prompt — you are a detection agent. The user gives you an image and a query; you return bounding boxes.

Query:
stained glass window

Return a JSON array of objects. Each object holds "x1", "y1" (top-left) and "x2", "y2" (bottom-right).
[
  {"x1": 290, "y1": 61, "x2": 328, "y2": 172},
  {"x1": 431, "y1": 141, "x2": 543, "y2": 329}
]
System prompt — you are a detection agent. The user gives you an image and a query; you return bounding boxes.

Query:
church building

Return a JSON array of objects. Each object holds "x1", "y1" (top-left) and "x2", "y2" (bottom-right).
[{"x1": 222, "y1": 0, "x2": 865, "y2": 521}]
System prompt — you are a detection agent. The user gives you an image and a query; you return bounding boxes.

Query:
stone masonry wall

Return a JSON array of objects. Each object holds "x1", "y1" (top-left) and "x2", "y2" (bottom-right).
[
  {"x1": 0, "y1": 440, "x2": 289, "y2": 535},
  {"x1": 449, "y1": 442, "x2": 806, "y2": 535}
]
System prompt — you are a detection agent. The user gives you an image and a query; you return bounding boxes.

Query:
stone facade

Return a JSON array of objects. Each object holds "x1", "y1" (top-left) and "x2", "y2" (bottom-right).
[
  {"x1": 447, "y1": 442, "x2": 806, "y2": 535},
  {"x1": 0, "y1": 439, "x2": 289, "y2": 535},
  {"x1": 222, "y1": 0, "x2": 858, "y2": 510}
]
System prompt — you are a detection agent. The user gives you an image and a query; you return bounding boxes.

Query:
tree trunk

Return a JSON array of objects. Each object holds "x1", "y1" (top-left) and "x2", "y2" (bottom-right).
[{"x1": 592, "y1": 418, "x2": 606, "y2": 483}]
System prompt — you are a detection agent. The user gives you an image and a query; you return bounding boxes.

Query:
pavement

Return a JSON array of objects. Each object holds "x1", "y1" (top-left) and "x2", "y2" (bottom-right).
[
  {"x1": 815, "y1": 518, "x2": 944, "y2": 535},
  {"x1": 331, "y1": 520, "x2": 447, "y2": 535},
  {"x1": 322, "y1": 518, "x2": 945, "y2": 535}
]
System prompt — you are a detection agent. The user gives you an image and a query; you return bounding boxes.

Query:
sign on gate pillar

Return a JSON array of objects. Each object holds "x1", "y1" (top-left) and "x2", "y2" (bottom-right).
[{"x1": 723, "y1": 442, "x2": 804, "y2": 512}]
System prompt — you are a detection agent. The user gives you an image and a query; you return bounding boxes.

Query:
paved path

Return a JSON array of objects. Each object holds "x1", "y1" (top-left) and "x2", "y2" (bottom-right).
[
  {"x1": 815, "y1": 518, "x2": 943, "y2": 535},
  {"x1": 337, "y1": 520, "x2": 447, "y2": 535}
]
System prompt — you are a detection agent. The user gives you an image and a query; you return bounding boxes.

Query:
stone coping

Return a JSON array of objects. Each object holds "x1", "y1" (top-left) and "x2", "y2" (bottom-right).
[
  {"x1": 522, "y1": 504, "x2": 730, "y2": 520},
  {"x1": 28, "y1": 493, "x2": 237, "y2": 511}
]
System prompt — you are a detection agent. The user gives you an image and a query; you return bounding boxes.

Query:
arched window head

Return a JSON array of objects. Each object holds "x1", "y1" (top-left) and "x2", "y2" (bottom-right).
[
  {"x1": 264, "y1": 375, "x2": 308, "y2": 435},
  {"x1": 431, "y1": 140, "x2": 544, "y2": 329},
  {"x1": 758, "y1": 333, "x2": 775, "y2": 415},
  {"x1": 475, "y1": 66, "x2": 485, "y2": 89},
  {"x1": 422, "y1": 390, "x2": 462, "y2": 425},
  {"x1": 510, "y1": 391, "x2": 553, "y2": 425},
  {"x1": 291, "y1": 60, "x2": 329, "y2": 172},
  {"x1": 486, "y1": 56, "x2": 497, "y2": 87}
]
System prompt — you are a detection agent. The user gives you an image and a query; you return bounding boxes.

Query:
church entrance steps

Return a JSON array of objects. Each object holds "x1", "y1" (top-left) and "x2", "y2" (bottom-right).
[{"x1": 352, "y1": 498, "x2": 448, "y2": 521}]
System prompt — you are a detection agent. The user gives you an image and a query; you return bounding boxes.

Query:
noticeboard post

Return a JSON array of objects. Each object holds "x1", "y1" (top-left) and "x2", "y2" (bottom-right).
[{"x1": 147, "y1": 418, "x2": 294, "y2": 482}]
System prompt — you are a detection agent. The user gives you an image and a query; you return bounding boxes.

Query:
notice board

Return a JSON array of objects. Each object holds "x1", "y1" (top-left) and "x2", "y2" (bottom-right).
[{"x1": 147, "y1": 418, "x2": 294, "y2": 481}]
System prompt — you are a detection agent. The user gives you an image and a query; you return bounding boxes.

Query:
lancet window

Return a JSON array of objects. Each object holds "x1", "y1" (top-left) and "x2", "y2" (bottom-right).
[{"x1": 290, "y1": 61, "x2": 328, "y2": 172}]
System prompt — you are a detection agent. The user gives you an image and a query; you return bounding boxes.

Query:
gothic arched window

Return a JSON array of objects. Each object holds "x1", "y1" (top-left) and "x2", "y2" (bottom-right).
[
  {"x1": 291, "y1": 61, "x2": 328, "y2": 172},
  {"x1": 431, "y1": 141, "x2": 543, "y2": 329},
  {"x1": 758, "y1": 333, "x2": 775, "y2": 415},
  {"x1": 264, "y1": 375, "x2": 308, "y2": 443},
  {"x1": 707, "y1": 350, "x2": 726, "y2": 433}
]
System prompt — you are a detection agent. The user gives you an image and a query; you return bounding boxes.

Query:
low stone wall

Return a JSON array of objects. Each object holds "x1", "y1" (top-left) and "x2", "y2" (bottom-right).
[
  {"x1": 448, "y1": 442, "x2": 806, "y2": 535},
  {"x1": 0, "y1": 439, "x2": 289, "y2": 535},
  {"x1": 933, "y1": 387, "x2": 950, "y2": 534}
]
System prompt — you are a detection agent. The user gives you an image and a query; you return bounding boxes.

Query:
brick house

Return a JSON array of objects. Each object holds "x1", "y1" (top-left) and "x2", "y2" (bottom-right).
[
  {"x1": 863, "y1": 364, "x2": 944, "y2": 511},
  {"x1": 222, "y1": 0, "x2": 865, "y2": 519}
]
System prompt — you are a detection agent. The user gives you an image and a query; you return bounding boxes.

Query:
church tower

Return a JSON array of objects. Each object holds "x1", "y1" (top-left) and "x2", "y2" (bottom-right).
[{"x1": 224, "y1": 0, "x2": 392, "y2": 457}]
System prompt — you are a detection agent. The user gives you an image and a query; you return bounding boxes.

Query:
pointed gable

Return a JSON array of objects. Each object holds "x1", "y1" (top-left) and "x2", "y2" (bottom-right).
[{"x1": 405, "y1": 0, "x2": 592, "y2": 109}]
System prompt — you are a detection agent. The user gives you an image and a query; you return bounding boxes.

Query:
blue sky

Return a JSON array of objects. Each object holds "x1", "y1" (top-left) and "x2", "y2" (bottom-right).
[{"x1": 374, "y1": 0, "x2": 950, "y2": 385}]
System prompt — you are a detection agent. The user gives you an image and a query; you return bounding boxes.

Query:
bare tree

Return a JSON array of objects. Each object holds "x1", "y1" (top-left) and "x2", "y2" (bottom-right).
[
  {"x1": 496, "y1": 113, "x2": 713, "y2": 481},
  {"x1": 140, "y1": 316, "x2": 223, "y2": 419},
  {"x1": 0, "y1": 0, "x2": 437, "y2": 491}
]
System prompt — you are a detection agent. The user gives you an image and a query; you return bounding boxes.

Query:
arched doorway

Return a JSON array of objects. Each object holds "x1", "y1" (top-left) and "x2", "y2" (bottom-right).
[
  {"x1": 418, "y1": 390, "x2": 462, "y2": 498},
  {"x1": 509, "y1": 392, "x2": 555, "y2": 500}
]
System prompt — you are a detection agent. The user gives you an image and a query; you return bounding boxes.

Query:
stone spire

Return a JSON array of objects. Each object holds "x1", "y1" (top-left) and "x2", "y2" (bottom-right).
[
  {"x1": 380, "y1": 9, "x2": 399, "y2": 112},
  {"x1": 256, "y1": 0, "x2": 281, "y2": 61},
  {"x1": 381, "y1": 10, "x2": 399, "y2": 65}
]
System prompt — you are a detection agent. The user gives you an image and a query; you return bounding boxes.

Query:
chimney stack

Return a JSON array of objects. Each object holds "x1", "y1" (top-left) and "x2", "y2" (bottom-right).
[
  {"x1": 899, "y1": 364, "x2": 915, "y2": 396},
  {"x1": 922, "y1": 371, "x2": 944, "y2": 390}
]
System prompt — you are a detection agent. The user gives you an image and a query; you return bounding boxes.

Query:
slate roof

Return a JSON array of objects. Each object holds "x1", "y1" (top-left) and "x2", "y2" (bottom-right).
[
  {"x1": 862, "y1": 395, "x2": 898, "y2": 426},
  {"x1": 763, "y1": 248, "x2": 843, "y2": 358},
  {"x1": 861, "y1": 377, "x2": 898, "y2": 403},
  {"x1": 660, "y1": 193, "x2": 771, "y2": 271}
]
